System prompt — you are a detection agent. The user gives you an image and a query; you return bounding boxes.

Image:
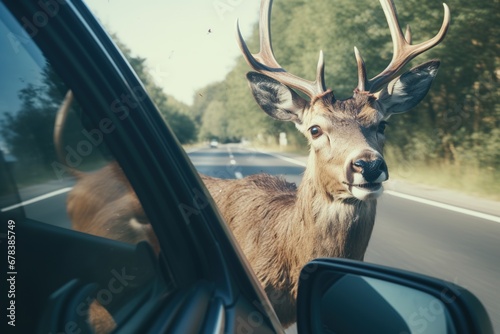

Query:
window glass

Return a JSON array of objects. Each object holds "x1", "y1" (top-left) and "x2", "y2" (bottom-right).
[
  {"x1": 0, "y1": 4, "x2": 165, "y2": 333},
  {"x1": 0, "y1": 3, "x2": 156, "y2": 247}
]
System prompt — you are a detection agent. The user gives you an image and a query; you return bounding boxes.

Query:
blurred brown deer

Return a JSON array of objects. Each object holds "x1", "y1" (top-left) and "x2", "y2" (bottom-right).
[{"x1": 54, "y1": 91, "x2": 157, "y2": 333}]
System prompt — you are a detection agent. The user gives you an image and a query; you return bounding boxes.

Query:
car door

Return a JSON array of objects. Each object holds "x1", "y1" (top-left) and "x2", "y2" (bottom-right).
[{"x1": 0, "y1": 0, "x2": 283, "y2": 333}]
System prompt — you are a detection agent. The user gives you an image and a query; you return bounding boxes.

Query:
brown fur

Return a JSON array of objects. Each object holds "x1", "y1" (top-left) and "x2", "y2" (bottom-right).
[
  {"x1": 202, "y1": 160, "x2": 376, "y2": 327},
  {"x1": 67, "y1": 162, "x2": 159, "y2": 253}
]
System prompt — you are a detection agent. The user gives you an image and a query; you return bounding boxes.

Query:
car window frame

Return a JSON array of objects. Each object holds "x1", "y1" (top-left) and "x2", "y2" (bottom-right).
[{"x1": 2, "y1": 0, "x2": 284, "y2": 332}]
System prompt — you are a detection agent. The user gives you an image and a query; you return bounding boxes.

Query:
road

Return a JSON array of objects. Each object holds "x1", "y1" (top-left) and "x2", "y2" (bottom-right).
[
  {"x1": 189, "y1": 143, "x2": 500, "y2": 333},
  {"x1": 1, "y1": 179, "x2": 73, "y2": 228}
]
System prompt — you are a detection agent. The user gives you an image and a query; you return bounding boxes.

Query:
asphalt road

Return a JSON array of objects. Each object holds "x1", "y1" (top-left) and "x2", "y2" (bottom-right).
[
  {"x1": 1, "y1": 179, "x2": 73, "y2": 228},
  {"x1": 189, "y1": 143, "x2": 500, "y2": 333}
]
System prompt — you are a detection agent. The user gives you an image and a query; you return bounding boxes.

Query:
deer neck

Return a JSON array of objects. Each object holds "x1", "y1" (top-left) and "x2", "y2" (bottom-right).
[{"x1": 294, "y1": 153, "x2": 377, "y2": 261}]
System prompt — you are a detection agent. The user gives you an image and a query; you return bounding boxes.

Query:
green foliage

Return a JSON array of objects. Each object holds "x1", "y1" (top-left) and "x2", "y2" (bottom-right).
[
  {"x1": 1, "y1": 83, "x2": 61, "y2": 168},
  {"x1": 114, "y1": 35, "x2": 197, "y2": 144},
  {"x1": 0, "y1": 67, "x2": 105, "y2": 178}
]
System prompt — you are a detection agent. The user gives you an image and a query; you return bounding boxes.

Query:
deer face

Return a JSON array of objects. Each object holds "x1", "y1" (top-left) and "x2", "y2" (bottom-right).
[
  {"x1": 246, "y1": 60, "x2": 440, "y2": 201},
  {"x1": 301, "y1": 95, "x2": 387, "y2": 200}
]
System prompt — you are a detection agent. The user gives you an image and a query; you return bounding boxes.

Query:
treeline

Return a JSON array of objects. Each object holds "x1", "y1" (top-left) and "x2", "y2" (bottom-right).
[
  {"x1": 115, "y1": 38, "x2": 197, "y2": 144},
  {"x1": 0, "y1": 34, "x2": 197, "y2": 182},
  {"x1": 191, "y1": 0, "x2": 499, "y2": 171}
]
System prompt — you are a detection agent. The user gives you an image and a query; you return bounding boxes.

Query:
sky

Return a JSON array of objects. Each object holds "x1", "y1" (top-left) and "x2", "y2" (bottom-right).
[{"x1": 83, "y1": 0, "x2": 261, "y2": 105}]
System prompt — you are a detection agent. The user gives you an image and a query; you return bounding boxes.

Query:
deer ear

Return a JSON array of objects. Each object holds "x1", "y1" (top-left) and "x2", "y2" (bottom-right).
[
  {"x1": 375, "y1": 60, "x2": 440, "y2": 116},
  {"x1": 246, "y1": 72, "x2": 307, "y2": 123}
]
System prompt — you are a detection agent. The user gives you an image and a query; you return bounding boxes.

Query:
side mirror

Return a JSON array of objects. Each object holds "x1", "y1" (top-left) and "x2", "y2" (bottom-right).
[{"x1": 297, "y1": 258, "x2": 493, "y2": 334}]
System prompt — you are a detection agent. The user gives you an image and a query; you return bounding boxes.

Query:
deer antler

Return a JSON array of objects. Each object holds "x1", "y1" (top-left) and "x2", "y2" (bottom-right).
[
  {"x1": 236, "y1": 0, "x2": 327, "y2": 100},
  {"x1": 54, "y1": 90, "x2": 74, "y2": 166},
  {"x1": 356, "y1": 0, "x2": 450, "y2": 93}
]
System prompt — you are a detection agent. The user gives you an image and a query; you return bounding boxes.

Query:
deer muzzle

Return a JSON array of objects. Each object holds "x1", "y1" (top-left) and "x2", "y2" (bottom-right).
[
  {"x1": 353, "y1": 158, "x2": 388, "y2": 183},
  {"x1": 343, "y1": 153, "x2": 388, "y2": 200}
]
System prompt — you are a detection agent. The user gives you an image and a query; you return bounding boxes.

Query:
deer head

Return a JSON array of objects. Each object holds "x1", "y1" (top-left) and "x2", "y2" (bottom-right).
[{"x1": 237, "y1": 0, "x2": 449, "y2": 201}]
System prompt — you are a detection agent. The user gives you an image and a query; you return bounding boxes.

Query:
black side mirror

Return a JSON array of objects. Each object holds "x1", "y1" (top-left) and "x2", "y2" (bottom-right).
[{"x1": 297, "y1": 258, "x2": 493, "y2": 334}]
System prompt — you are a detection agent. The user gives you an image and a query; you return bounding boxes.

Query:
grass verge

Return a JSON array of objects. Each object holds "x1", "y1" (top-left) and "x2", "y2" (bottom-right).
[{"x1": 385, "y1": 151, "x2": 500, "y2": 201}]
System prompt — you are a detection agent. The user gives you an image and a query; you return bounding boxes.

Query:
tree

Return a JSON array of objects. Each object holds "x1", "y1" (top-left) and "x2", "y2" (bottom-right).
[
  {"x1": 1, "y1": 66, "x2": 101, "y2": 176},
  {"x1": 1, "y1": 83, "x2": 60, "y2": 168},
  {"x1": 113, "y1": 34, "x2": 197, "y2": 143}
]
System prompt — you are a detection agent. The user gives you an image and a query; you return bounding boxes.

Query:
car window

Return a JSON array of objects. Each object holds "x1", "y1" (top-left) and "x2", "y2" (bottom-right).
[
  {"x1": 0, "y1": 4, "x2": 168, "y2": 333},
  {"x1": 0, "y1": 1, "x2": 154, "y2": 243}
]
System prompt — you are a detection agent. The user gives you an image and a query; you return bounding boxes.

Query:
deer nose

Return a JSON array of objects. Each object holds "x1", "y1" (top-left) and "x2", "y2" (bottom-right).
[{"x1": 353, "y1": 158, "x2": 387, "y2": 182}]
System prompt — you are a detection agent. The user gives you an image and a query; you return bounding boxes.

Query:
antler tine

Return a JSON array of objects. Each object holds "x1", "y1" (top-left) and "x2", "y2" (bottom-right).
[
  {"x1": 356, "y1": 0, "x2": 450, "y2": 93},
  {"x1": 404, "y1": 24, "x2": 412, "y2": 44},
  {"x1": 256, "y1": 0, "x2": 278, "y2": 68},
  {"x1": 236, "y1": 0, "x2": 327, "y2": 99},
  {"x1": 54, "y1": 90, "x2": 74, "y2": 165},
  {"x1": 354, "y1": 47, "x2": 367, "y2": 93}
]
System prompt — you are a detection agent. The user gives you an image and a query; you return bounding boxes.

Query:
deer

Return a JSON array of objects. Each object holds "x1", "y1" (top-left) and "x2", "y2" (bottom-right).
[
  {"x1": 53, "y1": 91, "x2": 157, "y2": 334},
  {"x1": 54, "y1": 0, "x2": 450, "y2": 330},
  {"x1": 201, "y1": 0, "x2": 449, "y2": 327},
  {"x1": 54, "y1": 91, "x2": 159, "y2": 254}
]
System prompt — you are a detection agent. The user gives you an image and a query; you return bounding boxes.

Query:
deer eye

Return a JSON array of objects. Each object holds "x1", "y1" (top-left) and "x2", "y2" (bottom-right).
[
  {"x1": 377, "y1": 121, "x2": 388, "y2": 134},
  {"x1": 309, "y1": 125, "x2": 323, "y2": 138}
]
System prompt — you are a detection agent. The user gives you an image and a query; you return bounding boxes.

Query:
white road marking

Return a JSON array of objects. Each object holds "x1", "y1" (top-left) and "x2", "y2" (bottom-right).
[
  {"x1": 254, "y1": 148, "x2": 500, "y2": 224},
  {"x1": 257, "y1": 150, "x2": 307, "y2": 167},
  {"x1": 1, "y1": 187, "x2": 73, "y2": 212},
  {"x1": 184, "y1": 146, "x2": 204, "y2": 153},
  {"x1": 384, "y1": 191, "x2": 500, "y2": 224},
  {"x1": 227, "y1": 146, "x2": 243, "y2": 179}
]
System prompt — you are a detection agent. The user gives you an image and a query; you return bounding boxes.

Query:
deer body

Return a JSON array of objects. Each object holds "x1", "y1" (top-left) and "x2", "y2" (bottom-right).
[
  {"x1": 203, "y1": 172, "x2": 376, "y2": 325},
  {"x1": 66, "y1": 162, "x2": 159, "y2": 253}
]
